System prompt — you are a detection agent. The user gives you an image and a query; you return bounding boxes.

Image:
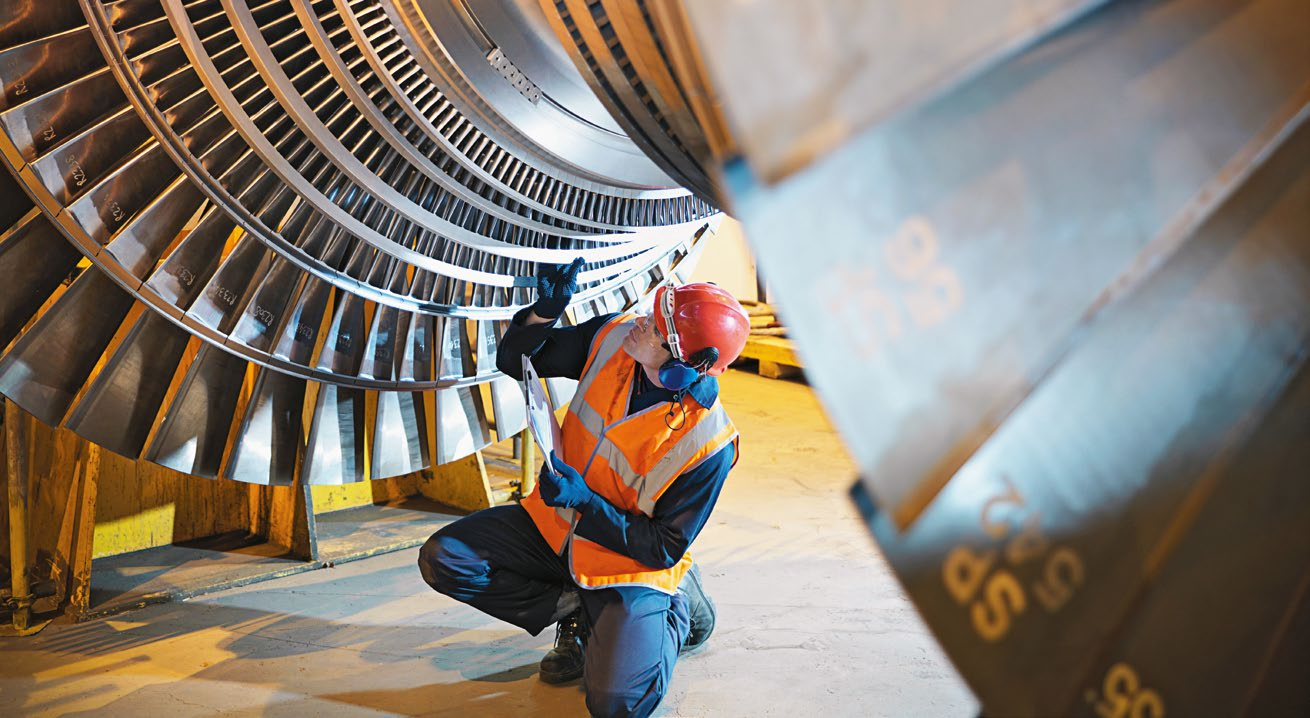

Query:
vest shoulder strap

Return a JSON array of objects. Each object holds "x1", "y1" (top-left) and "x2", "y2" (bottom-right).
[{"x1": 578, "y1": 314, "x2": 635, "y2": 386}]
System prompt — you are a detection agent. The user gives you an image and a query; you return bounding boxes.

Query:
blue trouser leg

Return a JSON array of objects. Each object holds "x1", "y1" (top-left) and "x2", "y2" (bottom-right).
[
  {"x1": 418, "y1": 504, "x2": 571, "y2": 636},
  {"x1": 418, "y1": 504, "x2": 693, "y2": 718},
  {"x1": 580, "y1": 586, "x2": 691, "y2": 718}
]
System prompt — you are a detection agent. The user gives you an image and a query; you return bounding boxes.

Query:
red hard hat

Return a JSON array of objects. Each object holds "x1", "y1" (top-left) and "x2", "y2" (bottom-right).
[{"x1": 653, "y1": 283, "x2": 750, "y2": 376}]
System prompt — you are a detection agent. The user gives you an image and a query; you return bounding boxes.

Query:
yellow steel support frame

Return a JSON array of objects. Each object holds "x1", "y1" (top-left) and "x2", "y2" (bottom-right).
[{"x1": 4, "y1": 400, "x2": 52, "y2": 635}]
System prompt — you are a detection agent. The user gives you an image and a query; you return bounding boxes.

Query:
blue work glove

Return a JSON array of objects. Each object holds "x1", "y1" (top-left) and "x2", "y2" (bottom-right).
[
  {"x1": 538, "y1": 450, "x2": 595, "y2": 509},
  {"x1": 533, "y1": 257, "x2": 584, "y2": 319}
]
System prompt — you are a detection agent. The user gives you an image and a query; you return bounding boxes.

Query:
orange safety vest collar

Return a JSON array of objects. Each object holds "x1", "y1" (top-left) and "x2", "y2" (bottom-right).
[{"x1": 521, "y1": 314, "x2": 738, "y2": 594}]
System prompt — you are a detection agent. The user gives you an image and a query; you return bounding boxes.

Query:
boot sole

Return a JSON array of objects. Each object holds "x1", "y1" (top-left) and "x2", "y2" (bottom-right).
[
  {"x1": 679, "y1": 565, "x2": 716, "y2": 656},
  {"x1": 538, "y1": 668, "x2": 583, "y2": 684},
  {"x1": 680, "y1": 632, "x2": 713, "y2": 657}
]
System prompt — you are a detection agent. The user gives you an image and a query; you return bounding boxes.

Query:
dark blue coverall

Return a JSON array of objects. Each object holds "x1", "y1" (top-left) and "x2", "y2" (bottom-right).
[{"x1": 418, "y1": 306, "x2": 735, "y2": 718}]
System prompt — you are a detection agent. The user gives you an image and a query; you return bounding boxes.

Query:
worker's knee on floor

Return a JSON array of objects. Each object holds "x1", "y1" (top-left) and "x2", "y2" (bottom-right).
[
  {"x1": 417, "y1": 531, "x2": 487, "y2": 594},
  {"x1": 585, "y1": 689, "x2": 641, "y2": 718},
  {"x1": 416, "y1": 533, "x2": 445, "y2": 589},
  {"x1": 585, "y1": 681, "x2": 663, "y2": 718}
]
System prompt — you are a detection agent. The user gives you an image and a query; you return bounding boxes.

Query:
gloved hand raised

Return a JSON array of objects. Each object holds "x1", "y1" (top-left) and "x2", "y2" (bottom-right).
[
  {"x1": 538, "y1": 451, "x2": 595, "y2": 509},
  {"x1": 533, "y1": 257, "x2": 584, "y2": 319}
]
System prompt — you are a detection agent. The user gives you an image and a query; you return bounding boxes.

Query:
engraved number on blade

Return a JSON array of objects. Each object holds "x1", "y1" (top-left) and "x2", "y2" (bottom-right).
[
  {"x1": 68, "y1": 158, "x2": 87, "y2": 187},
  {"x1": 1088, "y1": 663, "x2": 1165, "y2": 718},
  {"x1": 253, "y1": 305, "x2": 275, "y2": 326},
  {"x1": 214, "y1": 285, "x2": 237, "y2": 306},
  {"x1": 820, "y1": 216, "x2": 963, "y2": 358},
  {"x1": 941, "y1": 476, "x2": 1086, "y2": 642}
]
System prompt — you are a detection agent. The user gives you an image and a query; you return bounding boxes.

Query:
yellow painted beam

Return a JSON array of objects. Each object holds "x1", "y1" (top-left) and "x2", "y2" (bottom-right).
[{"x1": 310, "y1": 482, "x2": 375, "y2": 515}]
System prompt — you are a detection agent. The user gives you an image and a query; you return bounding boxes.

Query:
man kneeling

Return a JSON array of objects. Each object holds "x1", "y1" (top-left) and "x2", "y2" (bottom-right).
[{"x1": 419, "y1": 258, "x2": 749, "y2": 717}]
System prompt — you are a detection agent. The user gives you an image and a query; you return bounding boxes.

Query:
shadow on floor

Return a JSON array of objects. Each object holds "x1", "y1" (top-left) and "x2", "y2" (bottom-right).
[{"x1": 3, "y1": 559, "x2": 588, "y2": 717}]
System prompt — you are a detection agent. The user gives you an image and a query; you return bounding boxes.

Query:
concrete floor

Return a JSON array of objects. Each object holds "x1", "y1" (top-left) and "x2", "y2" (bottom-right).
[{"x1": 0, "y1": 369, "x2": 976, "y2": 717}]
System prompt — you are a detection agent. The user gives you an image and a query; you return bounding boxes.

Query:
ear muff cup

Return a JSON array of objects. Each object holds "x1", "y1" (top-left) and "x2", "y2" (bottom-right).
[
  {"x1": 658, "y1": 360, "x2": 700, "y2": 392},
  {"x1": 657, "y1": 347, "x2": 719, "y2": 392}
]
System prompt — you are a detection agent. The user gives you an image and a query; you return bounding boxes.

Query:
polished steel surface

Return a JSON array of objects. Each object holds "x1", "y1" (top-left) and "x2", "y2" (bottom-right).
[
  {"x1": 691, "y1": 0, "x2": 1310, "y2": 713},
  {"x1": 866, "y1": 116, "x2": 1310, "y2": 715},
  {"x1": 722, "y1": 0, "x2": 1310, "y2": 529},
  {"x1": 405, "y1": 0, "x2": 667, "y2": 188},
  {"x1": 144, "y1": 343, "x2": 249, "y2": 477},
  {"x1": 536, "y1": 0, "x2": 731, "y2": 204},
  {"x1": 0, "y1": 0, "x2": 712, "y2": 486},
  {"x1": 685, "y1": 0, "x2": 1103, "y2": 183}
]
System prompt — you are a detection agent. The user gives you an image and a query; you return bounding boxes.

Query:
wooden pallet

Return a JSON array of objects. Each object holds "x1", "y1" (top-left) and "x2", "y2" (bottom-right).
[{"x1": 738, "y1": 335, "x2": 804, "y2": 379}]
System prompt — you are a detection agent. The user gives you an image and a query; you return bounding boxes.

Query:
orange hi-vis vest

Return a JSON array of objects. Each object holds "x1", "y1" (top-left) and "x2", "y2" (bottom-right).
[{"x1": 521, "y1": 314, "x2": 738, "y2": 594}]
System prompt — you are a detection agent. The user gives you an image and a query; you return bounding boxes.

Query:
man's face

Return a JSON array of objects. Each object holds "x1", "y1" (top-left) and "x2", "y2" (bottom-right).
[{"x1": 623, "y1": 311, "x2": 674, "y2": 370}]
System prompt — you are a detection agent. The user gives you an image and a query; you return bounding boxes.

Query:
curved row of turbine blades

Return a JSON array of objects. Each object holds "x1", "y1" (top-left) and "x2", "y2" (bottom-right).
[
  {"x1": 540, "y1": 0, "x2": 733, "y2": 205},
  {"x1": 0, "y1": 0, "x2": 714, "y2": 485}
]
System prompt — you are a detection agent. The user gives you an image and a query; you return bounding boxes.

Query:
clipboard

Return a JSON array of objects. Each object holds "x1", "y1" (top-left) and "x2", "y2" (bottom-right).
[{"x1": 521, "y1": 355, "x2": 562, "y2": 473}]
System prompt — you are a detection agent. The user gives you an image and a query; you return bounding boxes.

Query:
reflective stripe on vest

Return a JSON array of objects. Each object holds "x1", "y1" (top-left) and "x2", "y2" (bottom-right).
[{"x1": 520, "y1": 314, "x2": 738, "y2": 594}]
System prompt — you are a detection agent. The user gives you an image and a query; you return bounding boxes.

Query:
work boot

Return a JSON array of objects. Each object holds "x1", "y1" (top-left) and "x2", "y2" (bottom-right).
[
  {"x1": 539, "y1": 609, "x2": 586, "y2": 683},
  {"x1": 678, "y1": 563, "x2": 716, "y2": 655}
]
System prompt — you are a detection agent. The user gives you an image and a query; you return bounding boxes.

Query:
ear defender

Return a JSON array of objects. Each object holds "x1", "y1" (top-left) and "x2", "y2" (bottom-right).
[
  {"x1": 657, "y1": 347, "x2": 719, "y2": 392},
  {"x1": 658, "y1": 360, "x2": 700, "y2": 392}
]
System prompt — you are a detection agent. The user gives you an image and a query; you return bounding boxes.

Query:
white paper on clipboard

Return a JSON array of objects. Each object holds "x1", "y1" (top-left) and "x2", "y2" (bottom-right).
[{"x1": 521, "y1": 355, "x2": 561, "y2": 473}]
